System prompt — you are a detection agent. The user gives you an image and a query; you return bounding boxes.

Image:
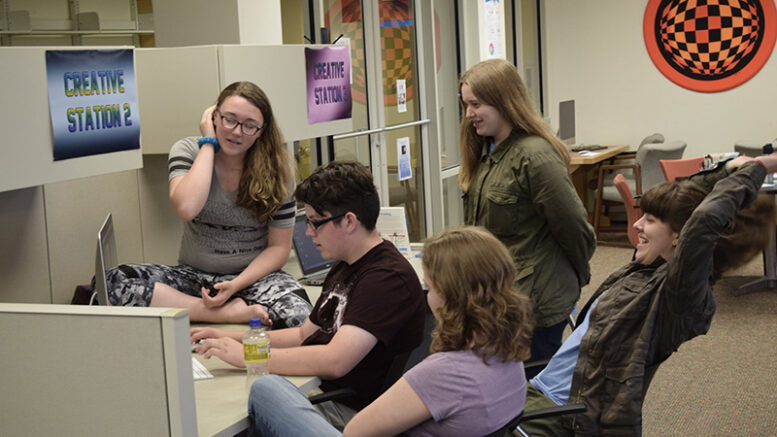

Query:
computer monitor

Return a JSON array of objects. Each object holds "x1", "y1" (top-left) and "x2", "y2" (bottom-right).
[
  {"x1": 94, "y1": 213, "x2": 117, "y2": 305},
  {"x1": 558, "y1": 100, "x2": 576, "y2": 145}
]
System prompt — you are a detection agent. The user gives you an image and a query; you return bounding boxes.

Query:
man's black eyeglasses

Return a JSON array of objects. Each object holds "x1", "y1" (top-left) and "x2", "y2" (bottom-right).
[{"x1": 306, "y1": 213, "x2": 346, "y2": 230}]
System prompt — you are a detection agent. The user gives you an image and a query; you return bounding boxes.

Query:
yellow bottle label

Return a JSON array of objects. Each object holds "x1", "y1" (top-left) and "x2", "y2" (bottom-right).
[{"x1": 243, "y1": 341, "x2": 270, "y2": 362}]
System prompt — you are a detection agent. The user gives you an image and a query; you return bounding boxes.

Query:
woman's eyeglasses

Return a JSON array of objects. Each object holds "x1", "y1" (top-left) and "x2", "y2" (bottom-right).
[{"x1": 217, "y1": 111, "x2": 263, "y2": 135}]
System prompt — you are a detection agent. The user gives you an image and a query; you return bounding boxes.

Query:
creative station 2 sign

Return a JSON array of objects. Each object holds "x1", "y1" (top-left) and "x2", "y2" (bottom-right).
[{"x1": 45, "y1": 49, "x2": 140, "y2": 160}]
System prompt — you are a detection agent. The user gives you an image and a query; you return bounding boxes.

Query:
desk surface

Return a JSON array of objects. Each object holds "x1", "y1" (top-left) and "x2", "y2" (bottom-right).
[
  {"x1": 193, "y1": 326, "x2": 321, "y2": 437},
  {"x1": 569, "y1": 145, "x2": 629, "y2": 166}
]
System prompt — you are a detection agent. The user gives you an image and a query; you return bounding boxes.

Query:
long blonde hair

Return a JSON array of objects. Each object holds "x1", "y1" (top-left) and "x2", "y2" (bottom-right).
[
  {"x1": 423, "y1": 226, "x2": 534, "y2": 363},
  {"x1": 215, "y1": 81, "x2": 295, "y2": 222},
  {"x1": 458, "y1": 59, "x2": 569, "y2": 191}
]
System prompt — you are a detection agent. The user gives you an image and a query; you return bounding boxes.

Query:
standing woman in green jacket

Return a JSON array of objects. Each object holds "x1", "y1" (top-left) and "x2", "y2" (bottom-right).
[{"x1": 458, "y1": 59, "x2": 596, "y2": 362}]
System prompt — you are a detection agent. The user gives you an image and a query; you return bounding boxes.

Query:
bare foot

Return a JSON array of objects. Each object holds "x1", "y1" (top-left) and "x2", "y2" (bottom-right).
[{"x1": 190, "y1": 298, "x2": 271, "y2": 324}]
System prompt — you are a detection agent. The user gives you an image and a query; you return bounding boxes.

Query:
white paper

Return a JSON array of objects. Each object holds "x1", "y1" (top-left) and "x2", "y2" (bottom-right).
[
  {"x1": 376, "y1": 207, "x2": 412, "y2": 258},
  {"x1": 396, "y1": 79, "x2": 407, "y2": 112},
  {"x1": 397, "y1": 136, "x2": 412, "y2": 181}
]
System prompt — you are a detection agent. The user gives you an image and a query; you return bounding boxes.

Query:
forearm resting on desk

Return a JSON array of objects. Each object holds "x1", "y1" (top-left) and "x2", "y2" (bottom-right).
[{"x1": 270, "y1": 325, "x2": 377, "y2": 379}]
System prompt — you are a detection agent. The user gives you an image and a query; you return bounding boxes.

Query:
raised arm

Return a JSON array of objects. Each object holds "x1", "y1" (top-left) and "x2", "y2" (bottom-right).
[
  {"x1": 168, "y1": 105, "x2": 219, "y2": 221},
  {"x1": 664, "y1": 158, "x2": 770, "y2": 316}
]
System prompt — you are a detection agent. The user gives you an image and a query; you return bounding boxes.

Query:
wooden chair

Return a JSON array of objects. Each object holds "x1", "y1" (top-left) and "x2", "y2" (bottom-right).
[{"x1": 659, "y1": 156, "x2": 704, "y2": 181}]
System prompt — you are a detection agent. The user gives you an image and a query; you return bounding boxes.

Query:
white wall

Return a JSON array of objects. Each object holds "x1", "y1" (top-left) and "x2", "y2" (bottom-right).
[
  {"x1": 544, "y1": 1, "x2": 777, "y2": 157},
  {"x1": 152, "y1": 0, "x2": 282, "y2": 47}
]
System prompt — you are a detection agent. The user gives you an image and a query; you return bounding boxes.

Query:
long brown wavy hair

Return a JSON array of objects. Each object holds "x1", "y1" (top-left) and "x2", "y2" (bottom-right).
[
  {"x1": 458, "y1": 59, "x2": 569, "y2": 191},
  {"x1": 423, "y1": 226, "x2": 534, "y2": 363},
  {"x1": 215, "y1": 81, "x2": 295, "y2": 222},
  {"x1": 640, "y1": 166, "x2": 776, "y2": 279}
]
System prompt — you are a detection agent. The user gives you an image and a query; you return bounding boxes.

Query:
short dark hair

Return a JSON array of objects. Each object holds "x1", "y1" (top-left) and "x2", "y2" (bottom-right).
[
  {"x1": 641, "y1": 178, "x2": 776, "y2": 279},
  {"x1": 640, "y1": 180, "x2": 708, "y2": 234},
  {"x1": 294, "y1": 161, "x2": 380, "y2": 230}
]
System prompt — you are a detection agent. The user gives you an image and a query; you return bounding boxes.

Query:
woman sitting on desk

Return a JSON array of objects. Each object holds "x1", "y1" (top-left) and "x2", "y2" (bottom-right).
[
  {"x1": 458, "y1": 58, "x2": 595, "y2": 362},
  {"x1": 248, "y1": 226, "x2": 534, "y2": 436},
  {"x1": 105, "y1": 81, "x2": 311, "y2": 327}
]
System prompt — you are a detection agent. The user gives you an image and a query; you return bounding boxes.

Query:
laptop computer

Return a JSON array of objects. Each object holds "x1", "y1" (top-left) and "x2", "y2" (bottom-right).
[
  {"x1": 93, "y1": 213, "x2": 117, "y2": 305},
  {"x1": 291, "y1": 211, "x2": 335, "y2": 285}
]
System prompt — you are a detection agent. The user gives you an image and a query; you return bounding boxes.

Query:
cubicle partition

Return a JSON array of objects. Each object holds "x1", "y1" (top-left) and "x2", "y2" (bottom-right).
[
  {"x1": 0, "y1": 304, "x2": 196, "y2": 436},
  {"x1": 0, "y1": 46, "x2": 143, "y2": 193},
  {"x1": 135, "y1": 44, "x2": 354, "y2": 153}
]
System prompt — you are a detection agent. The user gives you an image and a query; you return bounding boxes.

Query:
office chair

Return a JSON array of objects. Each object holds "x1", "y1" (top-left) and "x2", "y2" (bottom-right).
[
  {"x1": 483, "y1": 359, "x2": 587, "y2": 437},
  {"x1": 659, "y1": 156, "x2": 704, "y2": 182},
  {"x1": 613, "y1": 174, "x2": 641, "y2": 248},
  {"x1": 734, "y1": 141, "x2": 776, "y2": 158},
  {"x1": 593, "y1": 140, "x2": 686, "y2": 246},
  {"x1": 601, "y1": 132, "x2": 665, "y2": 168}
]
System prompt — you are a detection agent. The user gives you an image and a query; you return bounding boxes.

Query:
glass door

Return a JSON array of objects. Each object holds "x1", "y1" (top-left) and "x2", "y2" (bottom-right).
[{"x1": 313, "y1": 0, "x2": 429, "y2": 241}]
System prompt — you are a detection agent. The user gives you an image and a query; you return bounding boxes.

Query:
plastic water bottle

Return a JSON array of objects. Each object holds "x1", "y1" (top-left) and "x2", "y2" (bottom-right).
[{"x1": 243, "y1": 318, "x2": 270, "y2": 389}]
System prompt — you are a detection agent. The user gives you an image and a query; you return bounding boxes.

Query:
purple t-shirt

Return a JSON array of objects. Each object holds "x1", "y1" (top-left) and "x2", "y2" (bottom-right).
[{"x1": 403, "y1": 349, "x2": 526, "y2": 436}]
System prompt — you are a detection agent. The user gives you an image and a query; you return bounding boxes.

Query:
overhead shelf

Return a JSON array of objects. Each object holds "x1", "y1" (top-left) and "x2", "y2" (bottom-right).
[{"x1": 1, "y1": 9, "x2": 153, "y2": 37}]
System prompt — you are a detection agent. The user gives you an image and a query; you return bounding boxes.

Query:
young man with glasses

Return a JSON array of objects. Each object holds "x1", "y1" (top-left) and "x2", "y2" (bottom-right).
[{"x1": 192, "y1": 161, "x2": 426, "y2": 429}]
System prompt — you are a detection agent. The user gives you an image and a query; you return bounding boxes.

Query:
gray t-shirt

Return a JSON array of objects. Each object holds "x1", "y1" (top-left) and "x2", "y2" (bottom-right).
[
  {"x1": 403, "y1": 349, "x2": 526, "y2": 436},
  {"x1": 168, "y1": 136, "x2": 295, "y2": 274}
]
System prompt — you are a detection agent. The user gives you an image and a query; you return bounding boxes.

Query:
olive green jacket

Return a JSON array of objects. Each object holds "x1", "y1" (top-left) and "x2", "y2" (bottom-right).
[{"x1": 463, "y1": 130, "x2": 595, "y2": 327}]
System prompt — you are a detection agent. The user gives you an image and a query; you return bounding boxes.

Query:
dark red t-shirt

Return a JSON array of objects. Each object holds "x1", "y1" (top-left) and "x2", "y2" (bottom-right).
[{"x1": 304, "y1": 240, "x2": 425, "y2": 409}]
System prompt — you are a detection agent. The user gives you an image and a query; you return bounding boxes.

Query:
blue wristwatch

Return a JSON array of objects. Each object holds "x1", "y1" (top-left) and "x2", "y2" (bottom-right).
[{"x1": 197, "y1": 136, "x2": 220, "y2": 153}]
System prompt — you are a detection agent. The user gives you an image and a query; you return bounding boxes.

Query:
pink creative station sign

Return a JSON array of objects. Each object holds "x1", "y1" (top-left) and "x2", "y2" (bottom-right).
[{"x1": 305, "y1": 46, "x2": 352, "y2": 124}]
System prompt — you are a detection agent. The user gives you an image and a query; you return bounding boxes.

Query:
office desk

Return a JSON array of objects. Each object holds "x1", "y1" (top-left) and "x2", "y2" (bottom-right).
[
  {"x1": 568, "y1": 145, "x2": 630, "y2": 209},
  {"x1": 733, "y1": 184, "x2": 777, "y2": 296},
  {"x1": 193, "y1": 325, "x2": 321, "y2": 437}
]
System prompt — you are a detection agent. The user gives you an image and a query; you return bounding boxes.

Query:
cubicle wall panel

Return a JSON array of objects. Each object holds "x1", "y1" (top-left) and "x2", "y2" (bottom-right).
[
  {"x1": 135, "y1": 45, "x2": 222, "y2": 154},
  {"x1": 139, "y1": 154, "x2": 182, "y2": 265},
  {"x1": 0, "y1": 47, "x2": 143, "y2": 192},
  {"x1": 135, "y1": 45, "x2": 353, "y2": 153},
  {"x1": 0, "y1": 305, "x2": 193, "y2": 436},
  {"x1": 44, "y1": 169, "x2": 143, "y2": 303},
  {"x1": 219, "y1": 45, "x2": 353, "y2": 142},
  {"x1": 0, "y1": 186, "x2": 51, "y2": 303}
]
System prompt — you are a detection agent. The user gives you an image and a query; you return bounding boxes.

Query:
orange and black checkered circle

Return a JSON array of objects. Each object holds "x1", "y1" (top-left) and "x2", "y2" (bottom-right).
[{"x1": 644, "y1": 0, "x2": 776, "y2": 92}]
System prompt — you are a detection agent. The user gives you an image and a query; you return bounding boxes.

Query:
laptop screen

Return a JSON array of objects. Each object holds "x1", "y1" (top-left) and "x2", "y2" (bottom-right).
[{"x1": 292, "y1": 212, "x2": 334, "y2": 275}]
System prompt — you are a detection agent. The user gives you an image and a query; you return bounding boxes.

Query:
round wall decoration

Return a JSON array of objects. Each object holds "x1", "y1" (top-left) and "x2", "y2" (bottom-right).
[{"x1": 643, "y1": 0, "x2": 776, "y2": 92}]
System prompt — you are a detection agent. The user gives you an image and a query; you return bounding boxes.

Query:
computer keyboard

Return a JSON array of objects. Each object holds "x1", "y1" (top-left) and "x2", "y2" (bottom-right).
[
  {"x1": 192, "y1": 356, "x2": 214, "y2": 381},
  {"x1": 571, "y1": 145, "x2": 607, "y2": 152}
]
